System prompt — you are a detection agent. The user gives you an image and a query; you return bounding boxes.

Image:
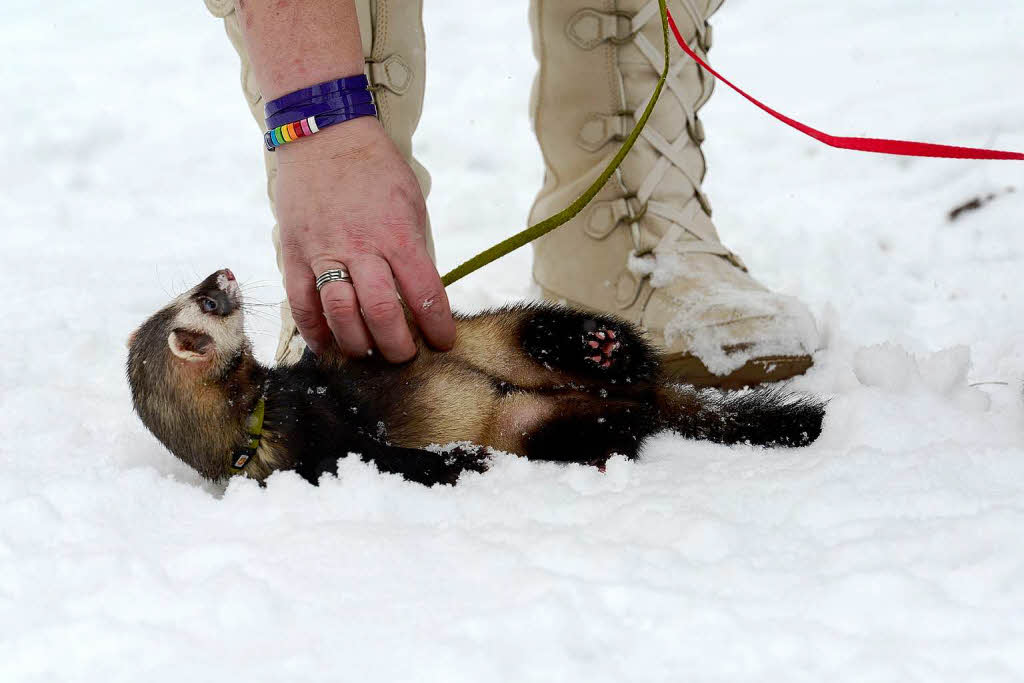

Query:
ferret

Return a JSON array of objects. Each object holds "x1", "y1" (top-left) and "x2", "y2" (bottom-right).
[{"x1": 126, "y1": 269, "x2": 825, "y2": 486}]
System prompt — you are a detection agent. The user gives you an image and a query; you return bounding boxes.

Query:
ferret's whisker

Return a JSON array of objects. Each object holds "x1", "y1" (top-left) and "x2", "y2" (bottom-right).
[{"x1": 243, "y1": 316, "x2": 278, "y2": 327}]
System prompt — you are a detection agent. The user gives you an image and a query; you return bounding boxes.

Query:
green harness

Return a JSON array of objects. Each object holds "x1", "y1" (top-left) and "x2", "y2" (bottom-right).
[{"x1": 231, "y1": 395, "x2": 266, "y2": 471}]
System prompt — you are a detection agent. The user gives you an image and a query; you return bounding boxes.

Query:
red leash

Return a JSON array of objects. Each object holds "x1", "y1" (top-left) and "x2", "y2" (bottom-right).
[{"x1": 666, "y1": 11, "x2": 1024, "y2": 161}]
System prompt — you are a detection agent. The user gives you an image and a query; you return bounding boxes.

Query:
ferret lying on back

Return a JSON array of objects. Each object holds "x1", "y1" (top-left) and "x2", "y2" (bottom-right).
[{"x1": 126, "y1": 269, "x2": 825, "y2": 486}]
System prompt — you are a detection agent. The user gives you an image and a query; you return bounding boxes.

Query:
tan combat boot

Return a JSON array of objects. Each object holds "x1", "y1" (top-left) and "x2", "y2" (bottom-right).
[
  {"x1": 529, "y1": 0, "x2": 818, "y2": 388},
  {"x1": 205, "y1": 0, "x2": 431, "y2": 364}
]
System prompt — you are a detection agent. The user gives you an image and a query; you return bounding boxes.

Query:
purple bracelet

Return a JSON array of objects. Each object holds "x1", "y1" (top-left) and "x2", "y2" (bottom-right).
[
  {"x1": 262, "y1": 75, "x2": 377, "y2": 152},
  {"x1": 263, "y1": 74, "x2": 370, "y2": 119},
  {"x1": 265, "y1": 89, "x2": 374, "y2": 130}
]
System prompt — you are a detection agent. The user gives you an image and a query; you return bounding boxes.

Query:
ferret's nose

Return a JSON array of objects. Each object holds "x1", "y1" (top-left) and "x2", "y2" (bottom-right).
[{"x1": 222, "y1": 268, "x2": 236, "y2": 282}]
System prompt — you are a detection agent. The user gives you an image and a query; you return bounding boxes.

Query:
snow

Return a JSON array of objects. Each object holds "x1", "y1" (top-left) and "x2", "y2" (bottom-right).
[
  {"x1": 2, "y1": 0, "x2": 1023, "y2": 680},
  {"x1": 853, "y1": 343, "x2": 991, "y2": 412}
]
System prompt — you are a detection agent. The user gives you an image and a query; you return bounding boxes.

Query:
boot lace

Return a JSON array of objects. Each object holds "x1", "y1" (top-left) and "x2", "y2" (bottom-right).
[{"x1": 615, "y1": 0, "x2": 743, "y2": 269}]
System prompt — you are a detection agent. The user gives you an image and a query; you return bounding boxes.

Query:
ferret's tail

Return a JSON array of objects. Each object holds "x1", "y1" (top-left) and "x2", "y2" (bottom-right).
[{"x1": 656, "y1": 385, "x2": 825, "y2": 448}]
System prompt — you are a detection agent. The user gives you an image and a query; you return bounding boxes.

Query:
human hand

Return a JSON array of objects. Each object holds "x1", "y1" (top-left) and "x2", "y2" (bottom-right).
[{"x1": 275, "y1": 116, "x2": 455, "y2": 362}]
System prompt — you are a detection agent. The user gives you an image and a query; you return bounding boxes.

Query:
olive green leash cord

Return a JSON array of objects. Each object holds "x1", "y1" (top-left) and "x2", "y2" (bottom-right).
[{"x1": 441, "y1": 0, "x2": 672, "y2": 287}]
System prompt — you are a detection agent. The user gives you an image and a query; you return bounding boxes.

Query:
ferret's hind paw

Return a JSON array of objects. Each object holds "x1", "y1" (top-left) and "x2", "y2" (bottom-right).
[
  {"x1": 521, "y1": 307, "x2": 660, "y2": 385},
  {"x1": 584, "y1": 327, "x2": 621, "y2": 369},
  {"x1": 576, "y1": 317, "x2": 659, "y2": 383}
]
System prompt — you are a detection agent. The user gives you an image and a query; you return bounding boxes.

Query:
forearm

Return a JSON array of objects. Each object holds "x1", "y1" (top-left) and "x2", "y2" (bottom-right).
[{"x1": 234, "y1": 0, "x2": 364, "y2": 101}]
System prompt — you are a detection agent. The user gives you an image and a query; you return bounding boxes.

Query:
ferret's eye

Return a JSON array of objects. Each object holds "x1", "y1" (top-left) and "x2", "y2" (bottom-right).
[{"x1": 199, "y1": 297, "x2": 218, "y2": 313}]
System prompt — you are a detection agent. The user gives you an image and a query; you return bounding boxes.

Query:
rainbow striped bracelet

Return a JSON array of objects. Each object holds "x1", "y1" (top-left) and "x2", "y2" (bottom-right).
[
  {"x1": 263, "y1": 102, "x2": 378, "y2": 151},
  {"x1": 265, "y1": 115, "x2": 319, "y2": 149}
]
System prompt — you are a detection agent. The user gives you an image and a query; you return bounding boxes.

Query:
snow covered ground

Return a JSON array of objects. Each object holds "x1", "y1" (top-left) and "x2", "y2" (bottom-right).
[{"x1": 3, "y1": 0, "x2": 1024, "y2": 680}]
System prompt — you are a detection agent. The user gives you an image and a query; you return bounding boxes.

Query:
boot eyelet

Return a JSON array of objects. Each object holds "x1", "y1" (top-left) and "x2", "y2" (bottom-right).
[
  {"x1": 609, "y1": 31, "x2": 641, "y2": 46},
  {"x1": 626, "y1": 202, "x2": 649, "y2": 224},
  {"x1": 608, "y1": 10, "x2": 640, "y2": 45},
  {"x1": 611, "y1": 199, "x2": 648, "y2": 231}
]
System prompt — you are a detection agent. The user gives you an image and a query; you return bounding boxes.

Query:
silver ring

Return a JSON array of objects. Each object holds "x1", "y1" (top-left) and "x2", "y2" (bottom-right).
[{"x1": 315, "y1": 268, "x2": 352, "y2": 292}]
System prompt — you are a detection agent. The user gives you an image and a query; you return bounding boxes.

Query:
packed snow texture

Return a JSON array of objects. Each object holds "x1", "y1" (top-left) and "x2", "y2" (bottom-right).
[{"x1": 2, "y1": 0, "x2": 1024, "y2": 680}]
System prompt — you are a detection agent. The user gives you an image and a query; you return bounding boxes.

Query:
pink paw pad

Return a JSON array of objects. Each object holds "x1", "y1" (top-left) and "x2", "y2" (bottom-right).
[{"x1": 585, "y1": 328, "x2": 620, "y2": 368}]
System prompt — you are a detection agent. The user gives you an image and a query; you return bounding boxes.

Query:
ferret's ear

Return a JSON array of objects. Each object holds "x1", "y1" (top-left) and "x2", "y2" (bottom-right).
[
  {"x1": 168, "y1": 329, "x2": 214, "y2": 361},
  {"x1": 125, "y1": 328, "x2": 139, "y2": 349}
]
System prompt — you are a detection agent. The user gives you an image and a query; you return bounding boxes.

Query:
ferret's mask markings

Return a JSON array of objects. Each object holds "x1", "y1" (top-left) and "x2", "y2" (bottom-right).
[{"x1": 126, "y1": 269, "x2": 826, "y2": 486}]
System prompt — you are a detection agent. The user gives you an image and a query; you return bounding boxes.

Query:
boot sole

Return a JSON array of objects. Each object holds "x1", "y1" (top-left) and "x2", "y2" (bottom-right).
[
  {"x1": 539, "y1": 286, "x2": 813, "y2": 388},
  {"x1": 662, "y1": 352, "x2": 813, "y2": 389}
]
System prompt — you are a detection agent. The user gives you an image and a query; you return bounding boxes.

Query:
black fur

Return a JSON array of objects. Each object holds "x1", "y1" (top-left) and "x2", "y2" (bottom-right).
[
  {"x1": 262, "y1": 353, "x2": 489, "y2": 486},
  {"x1": 520, "y1": 305, "x2": 661, "y2": 385},
  {"x1": 523, "y1": 398, "x2": 662, "y2": 464},
  {"x1": 657, "y1": 386, "x2": 826, "y2": 448}
]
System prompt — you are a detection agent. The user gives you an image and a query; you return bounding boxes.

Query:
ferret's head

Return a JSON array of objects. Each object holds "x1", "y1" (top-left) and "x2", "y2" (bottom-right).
[
  {"x1": 126, "y1": 269, "x2": 259, "y2": 478},
  {"x1": 128, "y1": 268, "x2": 246, "y2": 373}
]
